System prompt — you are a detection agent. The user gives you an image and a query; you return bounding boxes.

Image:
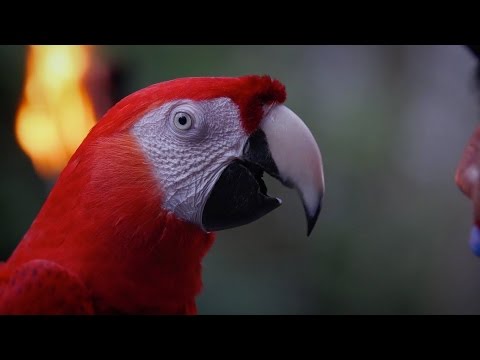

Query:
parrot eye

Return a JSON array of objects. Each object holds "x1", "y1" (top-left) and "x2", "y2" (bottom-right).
[{"x1": 173, "y1": 112, "x2": 193, "y2": 130}]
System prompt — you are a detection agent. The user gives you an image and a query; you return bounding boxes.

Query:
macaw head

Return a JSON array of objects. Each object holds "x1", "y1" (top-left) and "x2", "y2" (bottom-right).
[{"x1": 76, "y1": 75, "x2": 325, "y2": 236}]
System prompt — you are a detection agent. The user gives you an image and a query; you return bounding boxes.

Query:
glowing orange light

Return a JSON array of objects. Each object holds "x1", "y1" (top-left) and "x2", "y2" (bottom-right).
[{"x1": 15, "y1": 45, "x2": 97, "y2": 178}]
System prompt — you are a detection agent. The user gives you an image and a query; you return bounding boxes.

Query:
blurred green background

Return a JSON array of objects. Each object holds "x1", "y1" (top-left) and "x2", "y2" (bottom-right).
[{"x1": 1, "y1": 45, "x2": 480, "y2": 314}]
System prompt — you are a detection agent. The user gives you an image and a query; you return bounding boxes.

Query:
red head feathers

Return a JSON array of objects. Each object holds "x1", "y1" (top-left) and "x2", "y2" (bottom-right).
[{"x1": 90, "y1": 75, "x2": 287, "y2": 138}]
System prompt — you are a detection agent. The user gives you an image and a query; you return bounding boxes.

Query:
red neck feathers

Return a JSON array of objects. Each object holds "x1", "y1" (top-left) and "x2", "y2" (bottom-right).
[{"x1": 9, "y1": 133, "x2": 214, "y2": 314}]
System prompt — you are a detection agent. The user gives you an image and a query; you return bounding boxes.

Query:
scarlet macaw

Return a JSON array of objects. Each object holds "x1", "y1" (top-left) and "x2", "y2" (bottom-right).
[{"x1": 0, "y1": 75, "x2": 324, "y2": 314}]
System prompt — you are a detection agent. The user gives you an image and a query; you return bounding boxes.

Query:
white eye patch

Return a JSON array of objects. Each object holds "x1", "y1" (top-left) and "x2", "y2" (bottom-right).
[{"x1": 131, "y1": 98, "x2": 249, "y2": 226}]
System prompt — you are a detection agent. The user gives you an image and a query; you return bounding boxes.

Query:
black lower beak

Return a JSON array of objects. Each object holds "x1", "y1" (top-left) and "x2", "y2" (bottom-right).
[{"x1": 202, "y1": 130, "x2": 282, "y2": 232}]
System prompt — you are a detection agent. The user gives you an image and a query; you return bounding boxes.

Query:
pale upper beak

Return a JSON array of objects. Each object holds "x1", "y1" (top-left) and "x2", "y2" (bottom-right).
[{"x1": 260, "y1": 105, "x2": 325, "y2": 235}]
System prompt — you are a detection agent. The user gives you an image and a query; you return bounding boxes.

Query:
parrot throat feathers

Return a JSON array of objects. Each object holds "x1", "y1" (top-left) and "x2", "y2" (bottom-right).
[{"x1": 18, "y1": 134, "x2": 213, "y2": 313}]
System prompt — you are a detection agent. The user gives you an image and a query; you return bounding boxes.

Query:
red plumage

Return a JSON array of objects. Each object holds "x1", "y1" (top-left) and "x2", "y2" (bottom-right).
[
  {"x1": 91, "y1": 75, "x2": 286, "y2": 138},
  {"x1": 0, "y1": 75, "x2": 285, "y2": 314},
  {"x1": 1, "y1": 134, "x2": 214, "y2": 314}
]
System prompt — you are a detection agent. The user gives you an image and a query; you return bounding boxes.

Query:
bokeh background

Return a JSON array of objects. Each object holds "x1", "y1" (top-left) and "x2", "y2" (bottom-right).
[{"x1": 1, "y1": 45, "x2": 479, "y2": 314}]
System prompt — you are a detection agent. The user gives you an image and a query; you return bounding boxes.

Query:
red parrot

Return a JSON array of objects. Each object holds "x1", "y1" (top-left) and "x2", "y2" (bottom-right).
[{"x1": 0, "y1": 75, "x2": 324, "y2": 314}]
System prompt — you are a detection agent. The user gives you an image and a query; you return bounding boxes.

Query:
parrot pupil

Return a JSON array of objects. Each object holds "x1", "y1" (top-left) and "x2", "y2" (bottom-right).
[{"x1": 178, "y1": 116, "x2": 187, "y2": 126}]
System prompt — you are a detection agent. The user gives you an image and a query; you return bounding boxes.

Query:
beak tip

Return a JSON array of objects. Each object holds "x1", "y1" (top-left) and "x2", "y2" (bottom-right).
[{"x1": 305, "y1": 194, "x2": 323, "y2": 237}]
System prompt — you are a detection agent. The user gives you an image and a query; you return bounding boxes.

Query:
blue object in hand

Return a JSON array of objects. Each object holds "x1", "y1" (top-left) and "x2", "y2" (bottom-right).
[{"x1": 470, "y1": 226, "x2": 480, "y2": 256}]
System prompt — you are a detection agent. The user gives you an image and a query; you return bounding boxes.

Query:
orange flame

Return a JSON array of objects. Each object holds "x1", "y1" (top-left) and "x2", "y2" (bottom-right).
[{"x1": 15, "y1": 45, "x2": 97, "y2": 178}]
